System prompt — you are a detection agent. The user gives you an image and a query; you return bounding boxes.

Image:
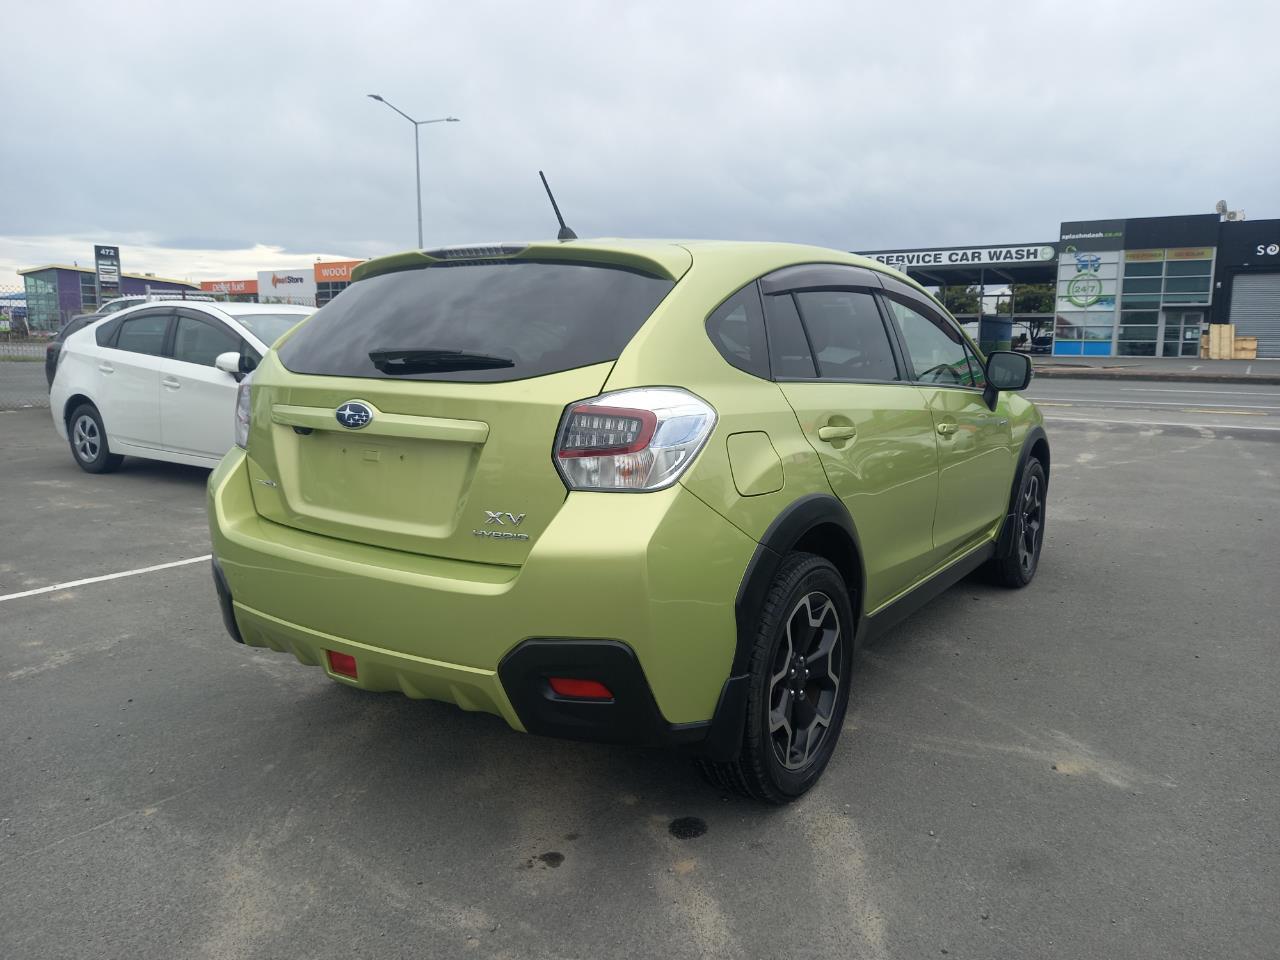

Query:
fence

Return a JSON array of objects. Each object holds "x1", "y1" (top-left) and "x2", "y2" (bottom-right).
[{"x1": 1, "y1": 283, "x2": 49, "y2": 410}]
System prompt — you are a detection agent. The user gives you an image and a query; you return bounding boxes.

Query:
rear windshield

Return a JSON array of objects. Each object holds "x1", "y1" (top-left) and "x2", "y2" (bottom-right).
[{"x1": 276, "y1": 260, "x2": 675, "y2": 382}]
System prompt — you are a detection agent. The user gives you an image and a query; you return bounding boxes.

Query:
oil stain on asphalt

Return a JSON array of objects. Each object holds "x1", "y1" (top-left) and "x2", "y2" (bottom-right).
[{"x1": 668, "y1": 816, "x2": 707, "y2": 839}]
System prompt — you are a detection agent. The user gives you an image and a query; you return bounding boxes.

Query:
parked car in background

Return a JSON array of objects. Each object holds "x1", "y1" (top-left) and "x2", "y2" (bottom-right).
[
  {"x1": 49, "y1": 293, "x2": 219, "y2": 386},
  {"x1": 50, "y1": 301, "x2": 312, "y2": 470},
  {"x1": 207, "y1": 239, "x2": 1049, "y2": 803}
]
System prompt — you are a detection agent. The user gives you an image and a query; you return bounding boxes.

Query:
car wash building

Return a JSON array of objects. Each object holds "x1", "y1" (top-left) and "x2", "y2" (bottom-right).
[{"x1": 856, "y1": 212, "x2": 1280, "y2": 359}]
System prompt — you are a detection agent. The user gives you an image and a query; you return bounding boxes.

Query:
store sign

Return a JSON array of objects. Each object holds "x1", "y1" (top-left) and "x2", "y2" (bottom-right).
[
  {"x1": 256, "y1": 269, "x2": 317, "y2": 304},
  {"x1": 314, "y1": 260, "x2": 363, "y2": 283},
  {"x1": 1256, "y1": 242, "x2": 1280, "y2": 257},
  {"x1": 94, "y1": 244, "x2": 121, "y2": 299},
  {"x1": 1165, "y1": 247, "x2": 1214, "y2": 261},
  {"x1": 1125, "y1": 249, "x2": 1165, "y2": 262},
  {"x1": 200, "y1": 279, "x2": 258, "y2": 295},
  {"x1": 863, "y1": 244, "x2": 1055, "y2": 269},
  {"x1": 1059, "y1": 219, "x2": 1125, "y2": 252}
]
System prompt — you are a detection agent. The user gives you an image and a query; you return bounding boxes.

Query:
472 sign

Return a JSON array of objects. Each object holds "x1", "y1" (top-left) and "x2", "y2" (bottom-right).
[{"x1": 94, "y1": 244, "x2": 121, "y2": 300}]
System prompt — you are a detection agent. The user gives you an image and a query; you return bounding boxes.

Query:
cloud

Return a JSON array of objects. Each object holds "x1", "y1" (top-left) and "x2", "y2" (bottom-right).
[{"x1": 1, "y1": 0, "x2": 1277, "y2": 291}]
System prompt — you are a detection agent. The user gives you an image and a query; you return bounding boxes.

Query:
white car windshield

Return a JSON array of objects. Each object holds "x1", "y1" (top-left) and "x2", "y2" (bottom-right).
[{"x1": 235, "y1": 312, "x2": 308, "y2": 346}]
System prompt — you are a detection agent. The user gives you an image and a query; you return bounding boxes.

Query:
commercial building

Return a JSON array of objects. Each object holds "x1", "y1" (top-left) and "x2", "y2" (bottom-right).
[
  {"x1": 857, "y1": 212, "x2": 1280, "y2": 358},
  {"x1": 199, "y1": 260, "x2": 363, "y2": 308},
  {"x1": 19, "y1": 265, "x2": 199, "y2": 332}
]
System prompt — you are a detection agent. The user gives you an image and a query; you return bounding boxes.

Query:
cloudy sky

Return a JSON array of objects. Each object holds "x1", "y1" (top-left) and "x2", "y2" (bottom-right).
[{"x1": 2, "y1": 0, "x2": 1277, "y2": 288}]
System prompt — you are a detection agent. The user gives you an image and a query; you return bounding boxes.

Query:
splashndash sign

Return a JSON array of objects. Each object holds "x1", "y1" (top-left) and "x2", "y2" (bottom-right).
[
  {"x1": 256, "y1": 269, "x2": 317, "y2": 304},
  {"x1": 861, "y1": 244, "x2": 1056, "y2": 269}
]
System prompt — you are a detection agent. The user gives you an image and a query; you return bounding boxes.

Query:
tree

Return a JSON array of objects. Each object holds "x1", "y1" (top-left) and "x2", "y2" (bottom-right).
[{"x1": 937, "y1": 285, "x2": 981, "y2": 315}]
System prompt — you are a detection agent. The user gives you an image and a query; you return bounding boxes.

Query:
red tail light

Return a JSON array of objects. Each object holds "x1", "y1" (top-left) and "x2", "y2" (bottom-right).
[
  {"x1": 548, "y1": 677, "x2": 614, "y2": 700},
  {"x1": 553, "y1": 388, "x2": 716, "y2": 491},
  {"x1": 326, "y1": 650, "x2": 358, "y2": 678}
]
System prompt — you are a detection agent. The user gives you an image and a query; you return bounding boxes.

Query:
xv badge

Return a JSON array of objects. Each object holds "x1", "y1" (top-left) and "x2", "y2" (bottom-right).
[{"x1": 484, "y1": 511, "x2": 526, "y2": 526}]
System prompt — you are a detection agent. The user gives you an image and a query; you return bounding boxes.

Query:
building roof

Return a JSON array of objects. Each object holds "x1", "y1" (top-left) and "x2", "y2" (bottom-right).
[{"x1": 17, "y1": 264, "x2": 199, "y2": 288}]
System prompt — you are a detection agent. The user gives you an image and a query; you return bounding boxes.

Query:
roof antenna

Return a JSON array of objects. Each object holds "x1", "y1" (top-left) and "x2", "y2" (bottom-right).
[{"x1": 539, "y1": 170, "x2": 577, "y2": 241}]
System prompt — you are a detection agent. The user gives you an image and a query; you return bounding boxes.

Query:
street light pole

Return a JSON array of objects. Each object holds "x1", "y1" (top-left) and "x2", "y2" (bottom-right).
[{"x1": 367, "y1": 94, "x2": 459, "y2": 249}]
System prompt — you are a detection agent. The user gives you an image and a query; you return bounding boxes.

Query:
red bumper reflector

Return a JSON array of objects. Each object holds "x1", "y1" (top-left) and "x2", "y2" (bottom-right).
[
  {"x1": 548, "y1": 677, "x2": 613, "y2": 700},
  {"x1": 326, "y1": 650, "x2": 358, "y2": 679}
]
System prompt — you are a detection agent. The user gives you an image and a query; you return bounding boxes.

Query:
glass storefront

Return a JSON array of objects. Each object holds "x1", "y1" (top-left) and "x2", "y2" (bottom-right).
[{"x1": 1055, "y1": 247, "x2": 1213, "y2": 356}]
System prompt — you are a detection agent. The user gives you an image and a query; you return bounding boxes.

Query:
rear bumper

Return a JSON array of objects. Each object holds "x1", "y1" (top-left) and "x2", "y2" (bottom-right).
[{"x1": 207, "y1": 447, "x2": 757, "y2": 752}]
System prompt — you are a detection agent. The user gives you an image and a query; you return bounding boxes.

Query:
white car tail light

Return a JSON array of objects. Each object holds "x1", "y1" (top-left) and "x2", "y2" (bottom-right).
[
  {"x1": 234, "y1": 378, "x2": 252, "y2": 449},
  {"x1": 554, "y1": 388, "x2": 716, "y2": 491}
]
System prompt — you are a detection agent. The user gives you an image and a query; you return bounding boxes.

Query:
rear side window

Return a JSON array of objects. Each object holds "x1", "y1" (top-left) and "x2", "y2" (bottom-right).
[
  {"x1": 277, "y1": 261, "x2": 675, "y2": 382},
  {"x1": 793, "y1": 290, "x2": 899, "y2": 381},
  {"x1": 705, "y1": 285, "x2": 769, "y2": 379},
  {"x1": 113, "y1": 313, "x2": 170, "y2": 356},
  {"x1": 762, "y1": 293, "x2": 817, "y2": 379}
]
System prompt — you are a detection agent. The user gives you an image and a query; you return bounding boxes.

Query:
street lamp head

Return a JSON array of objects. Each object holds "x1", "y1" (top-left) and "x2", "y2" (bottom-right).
[
  {"x1": 367, "y1": 94, "x2": 384, "y2": 102},
  {"x1": 446, "y1": 117, "x2": 460, "y2": 122}
]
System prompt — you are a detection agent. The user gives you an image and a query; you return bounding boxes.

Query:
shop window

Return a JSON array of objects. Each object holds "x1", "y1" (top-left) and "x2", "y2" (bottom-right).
[
  {"x1": 1117, "y1": 341, "x2": 1157, "y2": 356},
  {"x1": 1161, "y1": 293, "x2": 1210, "y2": 304},
  {"x1": 1165, "y1": 259, "x2": 1212, "y2": 277},
  {"x1": 1121, "y1": 310, "x2": 1159, "y2": 325},
  {"x1": 1117, "y1": 325, "x2": 1157, "y2": 341},
  {"x1": 1122, "y1": 277, "x2": 1162, "y2": 294},
  {"x1": 1123, "y1": 261, "x2": 1163, "y2": 277},
  {"x1": 1121, "y1": 294, "x2": 1162, "y2": 308},
  {"x1": 1081, "y1": 326, "x2": 1114, "y2": 340},
  {"x1": 1164, "y1": 276, "x2": 1210, "y2": 294}
]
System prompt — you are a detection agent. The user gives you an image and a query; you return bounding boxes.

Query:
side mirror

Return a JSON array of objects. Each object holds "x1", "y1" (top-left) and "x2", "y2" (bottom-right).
[
  {"x1": 982, "y1": 350, "x2": 1032, "y2": 409},
  {"x1": 214, "y1": 351, "x2": 244, "y2": 382}
]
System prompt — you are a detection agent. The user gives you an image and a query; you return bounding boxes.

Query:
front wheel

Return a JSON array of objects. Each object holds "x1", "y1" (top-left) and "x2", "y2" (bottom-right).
[
  {"x1": 68, "y1": 403, "x2": 123, "y2": 474},
  {"x1": 988, "y1": 458, "x2": 1046, "y2": 588},
  {"x1": 696, "y1": 552, "x2": 854, "y2": 804}
]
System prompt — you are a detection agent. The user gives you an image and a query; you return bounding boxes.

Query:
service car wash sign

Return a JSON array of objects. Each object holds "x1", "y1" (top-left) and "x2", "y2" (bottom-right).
[
  {"x1": 94, "y1": 244, "x2": 121, "y2": 299},
  {"x1": 863, "y1": 245, "x2": 1056, "y2": 269}
]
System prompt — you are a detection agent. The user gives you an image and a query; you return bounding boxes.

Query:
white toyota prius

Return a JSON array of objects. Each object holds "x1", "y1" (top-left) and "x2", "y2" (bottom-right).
[{"x1": 50, "y1": 301, "x2": 313, "y2": 472}]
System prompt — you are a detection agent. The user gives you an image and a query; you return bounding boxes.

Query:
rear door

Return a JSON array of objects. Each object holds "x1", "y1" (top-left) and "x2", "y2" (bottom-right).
[
  {"x1": 759, "y1": 266, "x2": 940, "y2": 610},
  {"x1": 97, "y1": 308, "x2": 172, "y2": 449},
  {"x1": 159, "y1": 309, "x2": 245, "y2": 459},
  {"x1": 247, "y1": 254, "x2": 683, "y2": 565},
  {"x1": 880, "y1": 287, "x2": 1013, "y2": 560}
]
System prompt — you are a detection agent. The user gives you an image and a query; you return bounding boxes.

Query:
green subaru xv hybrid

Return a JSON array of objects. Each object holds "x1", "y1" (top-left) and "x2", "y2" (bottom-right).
[{"x1": 208, "y1": 239, "x2": 1048, "y2": 803}]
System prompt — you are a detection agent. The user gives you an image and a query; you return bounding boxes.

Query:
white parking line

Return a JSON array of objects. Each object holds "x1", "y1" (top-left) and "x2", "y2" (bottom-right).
[
  {"x1": 0, "y1": 555, "x2": 212, "y2": 603},
  {"x1": 1043, "y1": 415, "x2": 1280, "y2": 432},
  {"x1": 1032, "y1": 397, "x2": 1280, "y2": 410}
]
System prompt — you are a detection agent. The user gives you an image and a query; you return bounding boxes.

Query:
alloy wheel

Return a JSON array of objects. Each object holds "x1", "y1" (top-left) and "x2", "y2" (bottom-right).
[
  {"x1": 768, "y1": 591, "x2": 843, "y2": 771},
  {"x1": 73, "y1": 414, "x2": 100, "y2": 463},
  {"x1": 1018, "y1": 474, "x2": 1044, "y2": 575}
]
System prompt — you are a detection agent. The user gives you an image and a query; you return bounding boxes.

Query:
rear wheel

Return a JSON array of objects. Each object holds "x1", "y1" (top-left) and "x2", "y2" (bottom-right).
[
  {"x1": 988, "y1": 458, "x2": 1046, "y2": 587},
  {"x1": 68, "y1": 403, "x2": 123, "y2": 474},
  {"x1": 697, "y1": 552, "x2": 854, "y2": 804}
]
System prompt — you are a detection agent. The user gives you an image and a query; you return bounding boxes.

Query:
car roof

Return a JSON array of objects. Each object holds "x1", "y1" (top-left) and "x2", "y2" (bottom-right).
[
  {"x1": 214, "y1": 302, "x2": 313, "y2": 316},
  {"x1": 352, "y1": 238, "x2": 928, "y2": 297}
]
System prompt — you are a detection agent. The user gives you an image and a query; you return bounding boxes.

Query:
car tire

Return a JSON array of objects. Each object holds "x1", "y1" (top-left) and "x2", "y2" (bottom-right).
[
  {"x1": 67, "y1": 403, "x2": 123, "y2": 474},
  {"x1": 696, "y1": 552, "x2": 854, "y2": 804},
  {"x1": 987, "y1": 457, "x2": 1046, "y2": 588}
]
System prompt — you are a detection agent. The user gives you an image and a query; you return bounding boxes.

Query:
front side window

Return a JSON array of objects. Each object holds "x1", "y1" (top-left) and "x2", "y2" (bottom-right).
[
  {"x1": 173, "y1": 315, "x2": 240, "y2": 367},
  {"x1": 886, "y1": 297, "x2": 977, "y2": 387},
  {"x1": 113, "y1": 312, "x2": 170, "y2": 356},
  {"x1": 233, "y1": 312, "x2": 308, "y2": 347},
  {"x1": 793, "y1": 290, "x2": 898, "y2": 381}
]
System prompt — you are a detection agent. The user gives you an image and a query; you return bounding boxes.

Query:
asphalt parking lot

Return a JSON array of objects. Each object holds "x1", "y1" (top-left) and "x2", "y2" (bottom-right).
[{"x1": 3, "y1": 384, "x2": 1278, "y2": 960}]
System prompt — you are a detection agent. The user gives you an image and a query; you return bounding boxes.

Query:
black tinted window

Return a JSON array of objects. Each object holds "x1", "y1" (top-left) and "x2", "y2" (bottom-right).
[
  {"x1": 793, "y1": 290, "x2": 898, "y2": 381},
  {"x1": 763, "y1": 293, "x2": 817, "y2": 378},
  {"x1": 277, "y1": 261, "x2": 675, "y2": 382},
  {"x1": 113, "y1": 313, "x2": 170, "y2": 356},
  {"x1": 173, "y1": 315, "x2": 240, "y2": 367},
  {"x1": 705, "y1": 285, "x2": 769, "y2": 379}
]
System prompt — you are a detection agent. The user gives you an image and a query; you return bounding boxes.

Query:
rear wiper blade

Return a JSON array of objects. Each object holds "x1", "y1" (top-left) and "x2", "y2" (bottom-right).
[{"x1": 368, "y1": 348, "x2": 515, "y2": 374}]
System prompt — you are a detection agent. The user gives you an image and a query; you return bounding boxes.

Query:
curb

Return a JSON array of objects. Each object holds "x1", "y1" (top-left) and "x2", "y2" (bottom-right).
[{"x1": 1033, "y1": 368, "x2": 1280, "y2": 385}]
